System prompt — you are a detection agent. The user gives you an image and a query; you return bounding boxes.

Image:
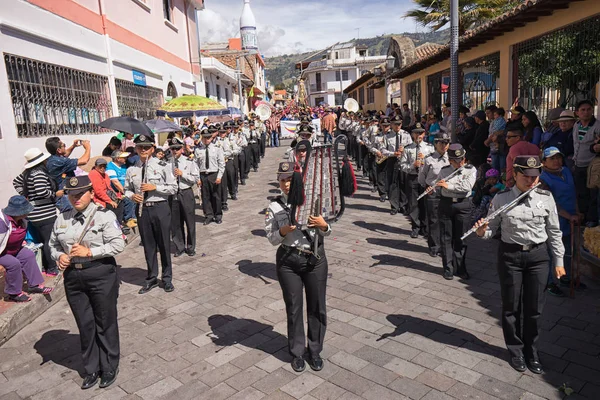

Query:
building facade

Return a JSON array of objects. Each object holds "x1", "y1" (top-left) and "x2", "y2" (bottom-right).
[{"x1": 0, "y1": 0, "x2": 204, "y2": 204}]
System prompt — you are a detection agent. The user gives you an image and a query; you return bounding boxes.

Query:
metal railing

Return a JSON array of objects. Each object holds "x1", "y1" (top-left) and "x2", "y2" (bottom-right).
[{"x1": 115, "y1": 79, "x2": 163, "y2": 121}]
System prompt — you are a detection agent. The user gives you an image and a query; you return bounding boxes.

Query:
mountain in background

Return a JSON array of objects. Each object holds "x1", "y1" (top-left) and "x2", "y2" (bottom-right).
[{"x1": 265, "y1": 29, "x2": 449, "y2": 90}]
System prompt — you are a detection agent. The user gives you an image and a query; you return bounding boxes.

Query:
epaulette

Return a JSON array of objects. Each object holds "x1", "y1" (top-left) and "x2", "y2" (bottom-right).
[
  {"x1": 441, "y1": 164, "x2": 452, "y2": 170},
  {"x1": 535, "y1": 188, "x2": 551, "y2": 196},
  {"x1": 464, "y1": 164, "x2": 475, "y2": 169},
  {"x1": 158, "y1": 161, "x2": 167, "y2": 167}
]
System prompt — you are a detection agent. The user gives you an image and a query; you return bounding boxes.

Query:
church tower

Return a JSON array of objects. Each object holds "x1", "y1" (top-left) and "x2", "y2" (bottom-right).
[{"x1": 240, "y1": 0, "x2": 258, "y2": 52}]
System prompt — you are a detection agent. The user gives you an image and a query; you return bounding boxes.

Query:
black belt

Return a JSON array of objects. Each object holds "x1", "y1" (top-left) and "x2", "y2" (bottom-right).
[
  {"x1": 441, "y1": 196, "x2": 468, "y2": 203},
  {"x1": 144, "y1": 201, "x2": 167, "y2": 207},
  {"x1": 200, "y1": 171, "x2": 217, "y2": 175},
  {"x1": 71, "y1": 257, "x2": 116, "y2": 270},
  {"x1": 501, "y1": 242, "x2": 544, "y2": 252},
  {"x1": 281, "y1": 244, "x2": 313, "y2": 256}
]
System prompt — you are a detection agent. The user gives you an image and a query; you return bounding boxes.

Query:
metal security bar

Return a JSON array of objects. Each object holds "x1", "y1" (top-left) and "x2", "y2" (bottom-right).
[
  {"x1": 115, "y1": 79, "x2": 163, "y2": 120},
  {"x1": 406, "y1": 79, "x2": 421, "y2": 116},
  {"x1": 4, "y1": 53, "x2": 112, "y2": 138},
  {"x1": 514, "y1": 15, "x2": 600, "y2": 121},
  {"x1": 462, "y1": 52, "x2": 500, "y2": 111}
]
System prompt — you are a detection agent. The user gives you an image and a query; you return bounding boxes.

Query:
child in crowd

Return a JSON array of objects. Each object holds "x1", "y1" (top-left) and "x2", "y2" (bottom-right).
[
  {"x1": 470, "y1": 168, "x2": 505, "y2": 224},
  {"x1": 427, "y1": 115, "x2": 440, "y2": 143}
]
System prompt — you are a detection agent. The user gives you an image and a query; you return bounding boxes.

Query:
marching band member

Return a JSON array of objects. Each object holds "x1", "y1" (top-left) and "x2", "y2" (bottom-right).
[
  {"x1": 371, "y1": 116, "x2": 389, "y2": 202},
  {"x1": 435, "y1": 143, "x2": 476, "y2": 280},
  {"x1": 216, "y1": 124, "x2": 231, "y2": 212},
  {"x1": 247, "y1": 120, "x2": 260, "y2": 173},
  {"x1": 235, "y1": 120, "x2": 248, "y2": 185},
  {"x1": 195, "y1": 128, "x2": 226, "y2": 225},
  {"x1": 401, "y1": 124, "x2": 434, "y2": 238},
  {"x1": 474, "y1": 155, "x2": 565, "y2": 375},
  {"x1": 387, "y1": 116, "x2": 413, "y2": 215},
  {"x1": 226, "y1": 121, "x2": 241, "y2": 199},
  {"x1": 418, "y1": 132, "x2": 450, "y2": 258}
]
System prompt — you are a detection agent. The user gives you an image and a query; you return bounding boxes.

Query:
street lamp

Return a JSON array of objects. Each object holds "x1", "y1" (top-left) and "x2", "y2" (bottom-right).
[{"x1": 385, "y1": 55, "x2": 395, "y2": 106}]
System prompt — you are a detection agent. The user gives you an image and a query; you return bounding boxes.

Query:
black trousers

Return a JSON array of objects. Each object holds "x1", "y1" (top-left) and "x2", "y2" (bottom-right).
[
  {"x1": 230, "y1": 156, "x2": 239, "y2": 194},
  {"x1": 243, "y1": 146, "x2": 252, "y2": 177},
  {"x1": 170, "y1": 188, "x2": 196, "y2": 253},
  {"x1": 426, "y1": 195, "x2": 441, "y2": 252},
  {"x1": 219, "y1": 166, "x2": 229, "y2": 207},
  {"x1": 406, "y1": 174, "x2": 427, "y2": 231},
  {"x1": 375, "y1": 160, "x2": 388, "y2": 196},
  {"x1": 238, "y1": 149, "x2": 248, "y2": 181},
  {"x1": 249, "y1": 143, "x2": 260, "y2": 170},
  {"x1": 260, "y1": 134, "x2": 266, "y2": 157},
  {"x1": 574, "y1": 165, "x2": 598, "y2": 223},
  {"x1": 346, "y1": 133, "x2": 355, "y2": 160},
  {"x1": 30, "y1": 217, "x2": 57, "y2": 272},
  {"x1": 388, "y1": 161, "x2": 407, "y2": 211},
  {"x1": 200, "y1": 172, "x2": 222, "y2": 221},
  {"x1": 497, "y1": 243, "x2": 549, "y2": 359},
  {"x1": 356, "y1": 142, "x2": 364, "y2": 170},
  {"x1": 225, "y1": 158, "x2": 237, "y2": 197},
  {"x1": 138, "y1": 201, "x2": 172, "y2": 284},
  {"x1": 276, "y1": 245, "x2": 328, "y2": 358},
  {"x1": 64, "y1": 260, "x2": 119, "y2": 376},
  {"x1": 367, "y1": 154, "x2": 376, "y2": 185},
  {"x1": 106, "y1": 202, "x2": 124, "y2": 227},
  {"x1": 438, "y1": 197, "x2": 470, "y2": 276}
]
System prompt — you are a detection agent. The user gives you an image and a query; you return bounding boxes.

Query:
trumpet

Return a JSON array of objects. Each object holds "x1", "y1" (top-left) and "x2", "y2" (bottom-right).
[
  {"x1": 417, "y1": 165, "x2": 465, "y2": 201},
  {"x1": 461, "y1": 183, "x2": 541, "y2": 240}
]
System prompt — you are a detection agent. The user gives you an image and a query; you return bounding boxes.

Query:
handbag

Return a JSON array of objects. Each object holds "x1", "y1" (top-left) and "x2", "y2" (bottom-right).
[{"x1": 587, "y1": 156, "x2": 600, "y2": 189}]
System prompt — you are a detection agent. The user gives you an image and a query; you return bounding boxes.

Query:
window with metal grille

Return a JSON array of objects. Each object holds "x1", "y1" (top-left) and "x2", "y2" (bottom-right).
[
  {"x1": 514, "y1": 15, "x2": 600, "y2": 122},
  {"x1": 406, "y1": 79, "x2": 421, "y2": 116},
  {"x1": 342, "y1": 70, "x2": 349, "y2": 81},
  {"x1": 367, "y1": 86, "x2": 375, "y2": 104},
  {"x1": 225, "y1": 87, "x2": 229, "y2": 103},
  {"x1": 205, "y1": 81, "x2": 210, "y2": 97},
  {"x1": 461, "y1": 52, "x2": 500, "y2": 111},
  {"x1": 4, "y1": 53, "x2": 112, "y2": 138},
  {"x1": 358, "y1": 87, "x2": 365, "y2": 106},
  {"x1": 216, "y1": 84, "x2": 221, "y2": 100},
  {"x1": 335, "y1": 70, "x2": 341, "y2": 81},
  {"x1": 115, "y1": 79, "x2": 163, "y2": 121}
]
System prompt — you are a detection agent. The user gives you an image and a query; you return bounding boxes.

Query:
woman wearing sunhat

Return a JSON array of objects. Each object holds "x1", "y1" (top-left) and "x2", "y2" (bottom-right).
[
  {"x1": 0, "y1": 195, "x2": 53, "y2": 302},
  {"x1": 12, "y1": 148, "x2": 60, "y2": 275}
]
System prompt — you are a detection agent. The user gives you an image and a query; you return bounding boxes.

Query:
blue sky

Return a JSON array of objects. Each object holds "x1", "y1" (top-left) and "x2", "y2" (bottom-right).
[{"x1": 198, "y1": 0, "x2": 420, "y2": 57}]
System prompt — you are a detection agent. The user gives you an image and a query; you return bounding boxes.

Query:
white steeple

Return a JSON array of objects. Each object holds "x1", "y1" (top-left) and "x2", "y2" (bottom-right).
[{"x1": 240, "y1": 0, "x2": 258, "y2": 52}]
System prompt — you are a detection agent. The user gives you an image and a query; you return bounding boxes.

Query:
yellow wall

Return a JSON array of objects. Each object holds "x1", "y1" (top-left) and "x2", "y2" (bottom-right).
[
  {"x1": 349, "y1": 78, "x2": 387, "y2": 112},
  {"x1": 401, "y1": 0, "x2": 600, "y2": 113}
]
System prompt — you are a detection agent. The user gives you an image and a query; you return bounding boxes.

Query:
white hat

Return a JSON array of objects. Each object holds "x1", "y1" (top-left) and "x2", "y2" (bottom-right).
[{"x1": 23, "y1": 148, "x2": 51, "y2": 169}]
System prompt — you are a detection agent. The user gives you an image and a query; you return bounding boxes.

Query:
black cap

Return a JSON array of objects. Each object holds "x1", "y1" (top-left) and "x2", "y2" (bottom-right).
[
  {"x1": 64, "y1": 175, "x2": 93, "y2": 195},
  {"x1": 369, "y1": 115, "x2": 379, "y2": 122},
  {"x1": 474, "y1": 110, "x2": 486, "y2": 121},
  {"x1": 390, "y1": 115, "x2": 402, "y2": 125},
  {"x1": 277, "y1": 162, "x2": 295, "y2": 180},
  {"x1": 411, "y1": 123, "x2": 425, "y2": 134},
  {"x1": 448, "y1": 143, "x2": 466, "y2": 159},
  {"x1": 169, "y1": 137, "x2": 184, "y2": 148},
  {"x1": 207, "y1": 125, "x2": 219, "y2": 133},
  {"x1": 434, "y1": 132, "x2": 451, "y2": 143},
  {"x1": 200, "y1": 129, "x2": 213, "y2": 138},
  {"x1": 134, "y1": 133, "x2": 155, "y2": 147},
  {"x1": 513, "y1": 155, "x2": 542, "y2": 176},
  {"x1": 297, "y1": 124, "x2": 313, "y2": 136}
]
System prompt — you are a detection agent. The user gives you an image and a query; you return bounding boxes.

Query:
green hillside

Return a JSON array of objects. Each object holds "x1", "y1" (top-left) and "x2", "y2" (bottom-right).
[{"x1": 265, "y1": 30, "x2": 449, "y2": 90}]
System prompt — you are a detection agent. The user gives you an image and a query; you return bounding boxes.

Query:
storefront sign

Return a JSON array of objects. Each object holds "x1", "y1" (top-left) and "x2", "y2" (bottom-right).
[{"x1": 132, "y1": 70, "x2": 147, "y2": 87}]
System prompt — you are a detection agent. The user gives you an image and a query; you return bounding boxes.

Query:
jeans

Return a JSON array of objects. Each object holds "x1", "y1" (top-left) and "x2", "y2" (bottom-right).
[
  {"x1": 122, "y1": 197, "x2": 136, "y2": 222},
  {"x1": 491, "y1": 153, "x2": 506, "y2": 171},
  {"x1": 271, "y1": 131, "x2": 280, "y2": 147}
]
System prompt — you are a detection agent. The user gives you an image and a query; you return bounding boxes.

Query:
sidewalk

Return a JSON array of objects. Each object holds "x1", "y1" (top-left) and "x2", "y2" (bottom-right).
[{"x1": 0, "y1": 144, "x2": 598, "y2": 400}]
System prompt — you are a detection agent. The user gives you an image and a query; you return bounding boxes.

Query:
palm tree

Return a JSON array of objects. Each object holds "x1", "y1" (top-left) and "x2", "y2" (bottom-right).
[{"x1": 405, "y1": 0, "x2": 523, "y2": 36}]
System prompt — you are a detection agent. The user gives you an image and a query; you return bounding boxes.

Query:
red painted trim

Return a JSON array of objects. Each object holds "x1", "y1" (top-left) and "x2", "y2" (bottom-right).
[{"x1": 28, "y1": 0, "x2": 104, "y2": 34}]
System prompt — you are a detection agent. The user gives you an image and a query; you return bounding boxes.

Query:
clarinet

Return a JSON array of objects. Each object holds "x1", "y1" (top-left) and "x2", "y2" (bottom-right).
[
  {"x1": 138, "y1": 160, "x2": 148, "y2": 218},
  {"x1": 417, "y1": 165, "x2": 465, "y2": 201},
  {"x1": 461, "y1": 183, "x2": 541, "y2": 240}
]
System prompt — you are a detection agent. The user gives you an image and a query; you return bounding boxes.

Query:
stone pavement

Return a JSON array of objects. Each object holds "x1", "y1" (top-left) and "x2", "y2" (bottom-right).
[{"x1": 0, "y1": 143, "x2": 599, "y2": 400}]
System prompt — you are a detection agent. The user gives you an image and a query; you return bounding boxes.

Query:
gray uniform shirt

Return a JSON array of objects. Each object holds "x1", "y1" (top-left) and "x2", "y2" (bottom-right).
[
  {"x1": 401, "y1": 141, "x2": 434, "y2": 175},
  {"x1": 437, "y1": 164, "x2": 476, "y2": 198},
  {"x1": 247, "y1": 129, "x2": 260, "y2": 144},
  {"x1": 194, "y1": 142, "x2": 225, "y2": 179},
  {"x1": 419, "y1": 151, "x2": 449, "y2": 187},
  {"x1": 49, "y1": 204, "x2": 125, "y2": 263},
  {"x1": 172, "y1": 155, "x2": 199, "y2": 191},
  {"x1": 481, "y1": 186, "x2": 565, "y2": 266},
  {"x1": 125, "y1": 157, "x2": 177, "y2": 203},
  {"x1": 265, "y1": 194, "x2": 331, "y2": 250}
]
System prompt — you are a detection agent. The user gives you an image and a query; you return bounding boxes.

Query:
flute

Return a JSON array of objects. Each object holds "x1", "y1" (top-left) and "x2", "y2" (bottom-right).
[
  {"x1": 461, "y1": 183, "x2": 541, "y2": 241},
  {"x1": 138, "y1": 160, "x2": 148, "y2": 218},
  {"x1": 417, "y1": 165, "x2": 465, "y2": 201}
]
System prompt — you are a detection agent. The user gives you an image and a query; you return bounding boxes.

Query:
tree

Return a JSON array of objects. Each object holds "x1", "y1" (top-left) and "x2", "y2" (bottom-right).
[{"x1": 404, "y1": 0, "x2": 523, "y2": 36}]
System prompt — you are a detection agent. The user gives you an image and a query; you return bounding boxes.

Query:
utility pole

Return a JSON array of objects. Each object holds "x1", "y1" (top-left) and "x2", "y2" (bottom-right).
[
  {"x1": 236, "y1": 57, "x2": 244, "y2": 113},
  {"x1": 450, "y1": 0, "x2": 459, "y2": 142}
]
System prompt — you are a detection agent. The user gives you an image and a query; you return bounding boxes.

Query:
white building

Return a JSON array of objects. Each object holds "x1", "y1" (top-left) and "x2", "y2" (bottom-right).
[
  {"x1": 0, "y1": 0, "x2": 204, "y2": 205},
  {"x1": 201, "y1": 55, "x2": 245, "y2": 110},
  {"x1": 297, "y1": 42, "x2": 388, "y2": 107}
]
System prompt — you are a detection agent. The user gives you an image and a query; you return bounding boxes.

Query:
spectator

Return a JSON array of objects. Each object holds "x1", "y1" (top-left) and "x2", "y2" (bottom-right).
[
  {"x1": 458, "y1": 116, "x2": 477, "y2": 153},
  {"x1": 401, "y1": 103, "x2": 412, "y2": 130},
  {"x1": 12, "y1": 148, "x2": 59, "y2": 276},
  {"x1": 106, "y1": 150, "x2": 136, "y2": 228},
  {"x1": 471, "y1": 168, "x2": 505, "y2": 224},
  {"x1": 505, "y1": 125, "x2": 540, "y2": 187},
  {"x1": 121, "y1": 132, "x2": 135, "y2": 151},
  {"x1": 485, "y1": 107, "x2": 507, "y2": 171},
  {"x1": 89, "y1": 159, "x2": 124, "y2": 225},
  {"x1": 509, "y1": 105, "x2": 525, "y2": 125},
  {"x1": 573, "y1": 99, "x2": 600, "y2": 226},
  {"x1": 542, "y1": 110, "x2": 575, "y2": 158},
  {"x1": 470, "y1": 110, "x2": 490, "y2": 168},
  {"x1": 125, "y1": 146, "x2": 139, "y2": 167},
  {"x1": 0, "y1": 196, "x2": 53, "y2": 302},
  {"x1": 154, "y1": 148, "x2": 165, "y2": 160},
  {"x1": 102, "y1": 136, "x2": 122, "y2": 157},
  {"x1": 522, "y1": 111, "x2": 543, "y2": 146},
  {"x1": 183, "y1": 129, "x2": 195, "y2": 154},
  {"x1": 45, "y1": 137, "x2": 91, "y2": 212},
  {"x1": 427, "y1": 114, "x2": 440, "y2": 143},
  {"x1": 540, "y1": 147, "x2": 584, "y2": 296}
]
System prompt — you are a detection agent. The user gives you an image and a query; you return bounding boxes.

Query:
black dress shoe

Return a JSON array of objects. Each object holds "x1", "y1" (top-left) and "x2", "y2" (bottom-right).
[
  {"x1": 410, "y1": 229, "x2": 419, "y2": 239},
  {"x1": 307, "y1": 355, "x2": 324, "y2": 371},
  {"x1": 443, "y1": 270, "x2": 454, "y2": 280},
  {"x1": 526, "y1": 360, "x2": 543, "y2": 374},
  {"x1": 139, "y1": 281, "x2": 159, "y2": 294},
  {"x1": 186, "y1": 249, "x2": 196, "y2": 257},
  {"x1": 164, "y1": 282, "x2": 175, "y2": 293},
  {"x1": 215, "y1": 219, "x2": 223, "y2": 225},
  {"x1": 509, "y1": 356, "x2": 527, "y2": 372},
  {"x1": 222, "y1": 205, "x2": 229, "y2": 211},
  {"x1": 390, "y1": 209, "x2": 398, "y2": 215},
  {"x1": 419, "y1": 230, "x2": 427, "y2": 237},
  {"x1": 203, "y1": 218, "x2": 213, "y2": 225},
  {"x1": 241, "y1": 180, "x2": 246, "y2": 185},
  {"x1": 173, "y1": 250, "x2": 185, "y2": 258},
  {"x1": 231, "y1": 195, "x2": 238, "y2": 200},
  {"x1": 379, "y1": 196, "x2": 386, "y2": 202},
  {"x1": 429, "y1": 249, "x2": 439, "y2": 258},
  {"x1": 291, "y1": 357, "x2": 305, "y2": 372},
  {"x1": 81, "y1": 372, "x2": 99, "y2": 390},
  {"x1": 99, "y1": 368, "x2": 118, "y2": 388}
]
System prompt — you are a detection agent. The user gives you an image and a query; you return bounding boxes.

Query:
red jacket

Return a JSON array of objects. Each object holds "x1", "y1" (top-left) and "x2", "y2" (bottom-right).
[
  {"x1": 89, "y1": 168, "x2": 119, "y2": 207},
  {"x1": 506, "y1": 140, "x2": 540, "y2": 186}
]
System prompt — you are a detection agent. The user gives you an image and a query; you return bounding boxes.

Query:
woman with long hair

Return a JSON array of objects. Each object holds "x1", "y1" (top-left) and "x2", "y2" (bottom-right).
[{"x1": 522, "y1": 111, "x2": 543, "y2": 146}]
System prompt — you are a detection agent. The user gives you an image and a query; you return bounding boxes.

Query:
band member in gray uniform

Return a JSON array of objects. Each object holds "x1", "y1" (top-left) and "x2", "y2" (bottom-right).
[
  {"x1": 371, "y1": 117, "x2": 390, "y2": 202},
  {"x1": 419, "y1": 132, "x2": 450, "y2": 257},
  {"x1": 169, "y1": 137, "x2": 198, "y2": 257},
  {"x1": 265, "y1": 161, "x2": 330, "y2": 373},
  {"x1": 195, "y1": 128, "x2": 226, "y2": 225},
  {"x1": 387, "y1": 116, "x2": 413, "y2": 215},
  {"x1": 226, "y1": 121, "x2": 241, "y2": 199},
  {"x1": 435, "y1": 144, "x2": 476, "y2": 280},
  {"x1": 248, "y1": 121, "x2": 260, "y2": 172},
  {"x1": 215, "y1": 124, "x2": 230, "y2": 211},
  {"x1": 50, "y1": 175, "x2": 125, "y2": 390},
  {"x1": 125, "y1": 133, "x2": 177, "y2": 294},
  {"x1": 474, "y1": 155, "x2": 565, "y2": 375},
  {"x1": 401, "y1": 124, "x2": 434, "y2": 238},
  {"x1": 235, "y1": 120, "x2": 248, "y2": 185}
]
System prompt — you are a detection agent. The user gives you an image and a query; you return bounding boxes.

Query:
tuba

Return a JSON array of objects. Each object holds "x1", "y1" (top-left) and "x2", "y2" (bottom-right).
[
  {"x1": 255, "y1": 104, "x2": 272, "y2": 121},
  {"x1": 344, "y1": 98, "x2": 359, "y2": 113}
]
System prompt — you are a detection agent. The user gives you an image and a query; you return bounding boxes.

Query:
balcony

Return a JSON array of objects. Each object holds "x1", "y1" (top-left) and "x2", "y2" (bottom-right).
[{"x1": 309, "y1": 84, "x2": 325, "y2": 93}]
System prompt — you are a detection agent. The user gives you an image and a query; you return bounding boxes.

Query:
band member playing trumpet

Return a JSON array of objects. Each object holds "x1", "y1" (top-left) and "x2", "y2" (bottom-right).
[
  {"x1": 372, "y1": 116, "x2": 391, "y2": 202},
  {"x1": 387, "y1": 116, "x2": 413, "y2": 215}
]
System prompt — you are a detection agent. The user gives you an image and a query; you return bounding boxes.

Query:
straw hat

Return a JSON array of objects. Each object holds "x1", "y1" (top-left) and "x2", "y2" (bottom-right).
[{"x1": 23, "y1": 148, "x2": 51, "y2": 170}]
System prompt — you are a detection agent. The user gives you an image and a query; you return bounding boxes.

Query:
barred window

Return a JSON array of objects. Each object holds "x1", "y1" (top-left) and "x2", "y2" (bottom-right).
[
  {"x1": 367, "y1": 86, "x2": 375, "y2": 104},
  {"x1": 358, "y1": 87, "x2": 365, "y2": 106},
  {"x1": 115, "y1": 79, "x2": 163, "y2": 121},
  {"x1": 4, "y1": 53, "x2": 112, "y2": 138}
]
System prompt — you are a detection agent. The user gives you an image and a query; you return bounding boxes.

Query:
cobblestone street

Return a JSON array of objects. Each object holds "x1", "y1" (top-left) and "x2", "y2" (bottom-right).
[{"x1": 0, "y1": 144, "x2": 598, "y2": 400}]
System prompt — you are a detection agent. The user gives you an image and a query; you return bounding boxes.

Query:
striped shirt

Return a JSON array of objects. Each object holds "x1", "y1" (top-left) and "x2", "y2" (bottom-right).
[{"x1": 12, "y1": 166, "x2": 58, "y2": 223}]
